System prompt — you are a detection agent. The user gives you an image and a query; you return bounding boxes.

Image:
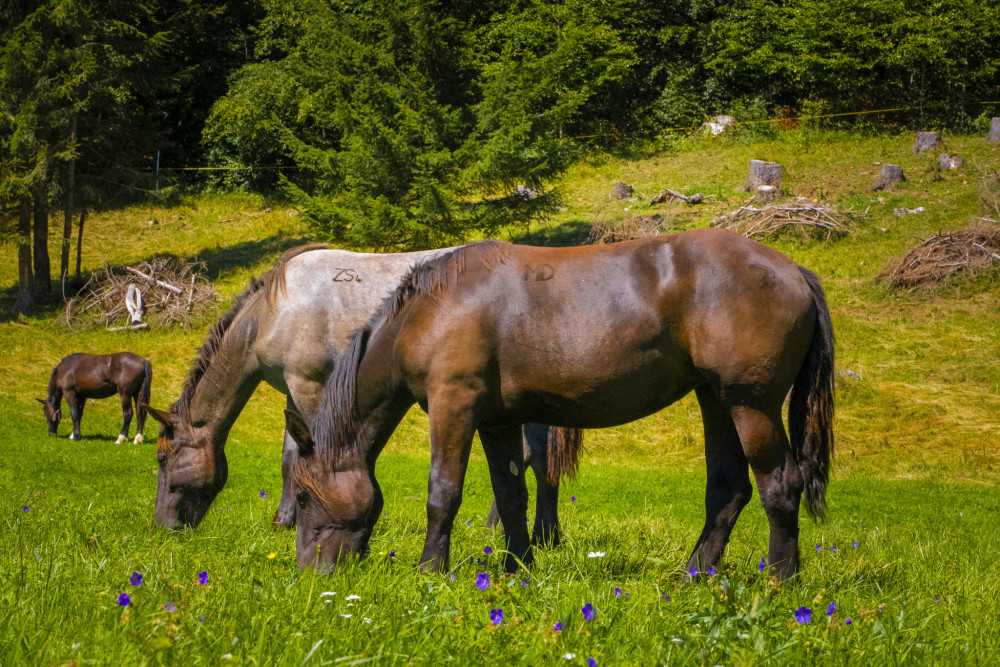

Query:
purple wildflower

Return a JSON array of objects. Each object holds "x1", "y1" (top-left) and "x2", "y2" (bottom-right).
[
  {"x1": 260, "y1": 491, "x2": 266, "y2": 498},
  {"x1": 759, "y1": 556, "x2": 766, "y2": 572},
  {"x1": 794, "y1": 607, "x2": 812, "y2": 624},
  {"x1": 934, "y1": 596, "x2": 940, "y2": 601},
  {"x1": 279, "y1": 517, "x2": 285, "y2": 525},
  {"x1": 827, "y1": 602, "x2": 836, "y2": 616},
  {"x1": 197, "y1": 571, "x2": 209, "y2": 585},
  {"x1": 23, "y1": 506, "x2": 29, "y2": 513},
  {"x1": 830, "y1": 546, "x2": 838, "y2": 553},
  {"x1": 163, "y1": 600, "x2": 177, "y2": 611},
  {"x1": 118, "y1": 593, "x2": 130, "y2": 607},
  {"x1": 853, "y1": 541, "x2": 859, "y2": 548},
  {"x1": 389, "y1": 551, "x2": 395, "y2": 558},
  {"x1": 554, "y1": 622, "x2": 563, "y2": 632},
  {"x1": 466, "y1": 520, "x2": 473, "y2": 526},
  {"x1": 476, "y1": 573, "x2": 490, "y2": 591},
  {"x1": 689, "y1": 567, "x2": 698, "y2": 578},
  {"x1": 199, "y1": 615, "x2": 206, "y2": 622},
  {"x1": 130, "y1": 571, "x2": 143, "y2": 587},
  {"x1": 614, "y1": 587, "x2": 622, "y2": 598},
  {"x1": 450, "y1": 573, "x2": 456, "y2": 581},
  {"x1": 571, "y1": 496, "x2": 576, "y2": 503},
  {"x1": 845, "y1": 618, "x2": 852, "y2": 625},
  {"x1": 484, "y1": 546, "x2": 493, "y2": 556},
  {"x1": 663, "y1": 593, "x2": 672, "y2": 602},
  {"x1": 581, "y1": 603, "x2": 595, "y2": 621},
  {"x1": 490, "y1": 608, "x2": 503, "y2": 625},
  {"x1": 706, "y1": 566, "x2": 717, "y2": 576},
  {"x1": 587, "y1": 659, "x2": 597, "y2": 667},
  {"x1": 816, "y1": 544, "x2": 822, "y2": 552},
  {"x1": 521, "y1": 579, "x2": 529, "y2": 588}
]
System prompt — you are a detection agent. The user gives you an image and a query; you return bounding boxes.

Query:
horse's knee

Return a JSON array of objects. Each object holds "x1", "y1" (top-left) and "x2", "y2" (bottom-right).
[{"x1": 757, "y1": 463, "x2": 803, "y2": 524}]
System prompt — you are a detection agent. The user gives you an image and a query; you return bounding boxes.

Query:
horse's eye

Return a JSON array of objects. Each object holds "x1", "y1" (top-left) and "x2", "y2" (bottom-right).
[{"x1": 296, "y1": 490, "x2": 310, "y2": 509}]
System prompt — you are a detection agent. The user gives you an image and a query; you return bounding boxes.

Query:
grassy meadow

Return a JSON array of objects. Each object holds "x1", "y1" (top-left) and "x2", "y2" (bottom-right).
[{"x1": 2, "y1": 129, "x2": 1000, "y2": 665}]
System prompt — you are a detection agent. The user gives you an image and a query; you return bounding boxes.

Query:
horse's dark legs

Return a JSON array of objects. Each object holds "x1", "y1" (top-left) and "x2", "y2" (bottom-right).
[
  {"x1": 275, "y1": 426, "x2": 299, "y2": 528},
  {"x1": 133, "y1": 396, "x2": 147, "y2": 443},
  {"x1": 419, "y1": 392, "x2": 478, "y2": 574},
  {"x1": 524, "y1": 424, "x2": 561, "y2": 546},
  {"x1": 66, "y1": 391, "x2": 84, "y2": 441},
  {"x1": 480, "y1": 424, "x2": 533, "y2": 572},
  {"x1": 686, "y1": 386, "x2": 753, "y2": 574},
  {"x1": 733, "y1": 405, "x2": 803, "y2": 580},
  {"x1": 116, "y1": 391, "x2": 134, "y2": 444}
]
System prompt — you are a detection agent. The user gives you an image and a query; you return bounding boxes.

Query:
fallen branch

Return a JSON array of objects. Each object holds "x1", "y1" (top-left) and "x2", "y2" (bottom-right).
[
  {"x1": 107, "y1": 323, "x2": 149, "y2": 332},
  {"x1": 126, "y1": 266, "x2": 183, "y2": 294},
  {"x1": 650, "y1": 188, "x2": 714, "y2": 206}
]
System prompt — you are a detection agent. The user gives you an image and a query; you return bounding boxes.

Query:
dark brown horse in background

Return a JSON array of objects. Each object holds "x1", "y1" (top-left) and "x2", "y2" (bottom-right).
[
  {"x1": 39, "y1": 352, "x2": 152, "y2": 444},
  {"x1": 286, "y1": 228, "x2": 835, "y2": 580}
]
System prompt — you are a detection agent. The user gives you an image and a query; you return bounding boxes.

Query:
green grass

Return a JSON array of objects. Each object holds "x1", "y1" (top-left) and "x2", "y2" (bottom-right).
[{"x1": 2, "y1": 129, "x2": 1000, "y2": 664}]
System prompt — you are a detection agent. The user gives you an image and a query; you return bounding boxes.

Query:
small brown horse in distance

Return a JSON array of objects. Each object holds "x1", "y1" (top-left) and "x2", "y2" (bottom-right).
[
  {"x1": 286, "y1": 228, "x2": 835, "y2": 580},
  {"x1": 39, "y1": 352, "x2": 152, "y2": 444}
]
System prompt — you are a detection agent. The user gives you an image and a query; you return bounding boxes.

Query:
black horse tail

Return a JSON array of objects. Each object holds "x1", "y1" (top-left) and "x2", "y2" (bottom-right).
[
  {"x1": 545, "y1": 427, "x2": 583, "y2": 486},
  {"x1": 789, "y1": 266, "x2": 835, "y2": 521},
  {"x1": 138, "y1": 358, "x2": 153, "y2": 419}
]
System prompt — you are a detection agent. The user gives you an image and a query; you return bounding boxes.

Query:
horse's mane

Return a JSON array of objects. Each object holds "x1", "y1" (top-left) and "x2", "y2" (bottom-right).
[
  {"x1": 175, "y1": 243, "x2": 328, "y2": 421},
  {"x1": 302, "y1": 241, "x2": 510, "y2": 481}
]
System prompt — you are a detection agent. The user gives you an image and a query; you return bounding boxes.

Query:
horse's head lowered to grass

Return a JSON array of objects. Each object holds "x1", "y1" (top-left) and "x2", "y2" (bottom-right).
[
  {"x1": 145, "y1": 403, "x2": 228, "y2": 529},
  {"x1": 36, "y1": 398, "x2": 60, "y2": 435},
  {"x1": 284, "y1": 407, "x2": 382, "y2": 571}
]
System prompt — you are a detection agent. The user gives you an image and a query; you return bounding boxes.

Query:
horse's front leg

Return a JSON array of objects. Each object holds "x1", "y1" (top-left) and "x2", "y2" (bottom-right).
[
  {"x1": 419, "y1": 390, "x2": 478, "y2": 574},
  {"x1": 276, "y1": 379, "x2": 324, "y2": 529},
  {"x1": 65, "y1": 391, "x2": 83, "y2": 441},
  {"x1": 480, "y1": 424, "x2": 533, "y2": 572},
  {"x1": 116, "y1": 392, "x2": 133, "y2": 444}
]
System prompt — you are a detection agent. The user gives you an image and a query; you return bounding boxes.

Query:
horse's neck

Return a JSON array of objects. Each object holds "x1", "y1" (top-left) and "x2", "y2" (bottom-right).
[{"x1": 185, "y1": 314, "x2": 263, "y2": 441}]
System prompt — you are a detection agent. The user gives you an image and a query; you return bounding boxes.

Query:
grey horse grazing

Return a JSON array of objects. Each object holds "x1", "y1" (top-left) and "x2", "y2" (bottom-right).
[{"x1": 145, "y1": 244, "x2": 580, "y2": 540}]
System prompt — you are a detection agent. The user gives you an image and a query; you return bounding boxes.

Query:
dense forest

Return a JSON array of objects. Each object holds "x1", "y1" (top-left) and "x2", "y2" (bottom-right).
[{"x1": 3, "y1": 0, "x2": 1000, "y2": 311}]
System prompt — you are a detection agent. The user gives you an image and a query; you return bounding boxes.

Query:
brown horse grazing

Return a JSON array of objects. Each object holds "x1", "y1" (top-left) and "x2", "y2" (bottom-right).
[
  {"x1": 286, "y1": 228, "x2": 835, "y2": 579},
  {"x1": 39, "y1": 352, "x2": 152, "y2": 444},
  {"x1": 142, "y1": 244, "x2": 580, "y2": 541}
]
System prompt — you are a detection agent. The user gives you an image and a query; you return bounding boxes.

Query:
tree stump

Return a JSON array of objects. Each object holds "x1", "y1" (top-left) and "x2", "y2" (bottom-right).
[
  {"x1": 872, "y1": 164, "x2": 905, "y2": 191},
  {"x1": 754, "y1": 185, "x2": 779, "y2": 204},
  {"x1": 613, "y1": 181, "x2": 633, "y2": 200},
  {"x1": 743, "y1": 160, "x2": 783, "y2": 193},
  {"x1": 988, "y1": 118, "x2": 1000, "y2": 143},
  {"x1": 912, "y1": 132, "x2": 942, "y2": 154},
  {"x1": 938, "y1": 153, "x2": 965, "y2": 171}
]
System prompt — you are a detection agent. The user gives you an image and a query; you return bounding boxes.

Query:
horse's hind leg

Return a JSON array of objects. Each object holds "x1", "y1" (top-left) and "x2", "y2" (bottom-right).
[
  {"x1": 116, "y1": 392, "x2": 133, "y2": 444},
  {"x1": 524, "y1": 423, "x2": 561, "y2": 547},
  {"x1": 133, "y1": 395, "x2": 146, "y2": 444},
  {"x1": 480, "y1": 424, "x2": 533, "y2": 572},
  {"x1": 686, "y1": 386, "x2": 753, "y2": 575},
  {"x1": 732, "y1": 405, "x2": 803, "y2": 580}
]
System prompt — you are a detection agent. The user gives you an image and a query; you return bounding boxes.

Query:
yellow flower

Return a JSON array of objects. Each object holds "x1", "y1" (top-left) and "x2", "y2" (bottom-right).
[{"x1": 267, "y1": 552, "x2": 277, "y2": 560}]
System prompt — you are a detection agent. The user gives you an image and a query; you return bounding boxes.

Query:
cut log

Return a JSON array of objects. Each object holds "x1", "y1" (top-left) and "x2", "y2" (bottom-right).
[
  {"x1": 938, "y1": 153, "x2": 965, "y2": 171},
  {"x1": 650, "y1": 188, "x2": 714, "y2": 206},
  {"x1": 613, "y1": 181, "x2": 633, "y2": 200},
  {"x1": 125, "y1": 266, "x2": 183, "y2": 294},
  {"x1": 107, "y1": 322, "x2": 149, "y2": 332},
  {"x1": 742, "y1": 160, "x2": 783, "y2": 193},
  {"x1": 872, "y1": 164, "x2": 905, "y2": 191},
  {"x1": 912, "y1": 132, "x2": 942, "y2": 154},
  {"x1": 988, "y1": 118, "x2": 1000, "y2": 143}
]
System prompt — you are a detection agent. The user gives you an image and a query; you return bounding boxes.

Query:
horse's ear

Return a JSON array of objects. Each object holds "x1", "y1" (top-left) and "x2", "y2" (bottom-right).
[
  {"x1": 284, "y1": 409, "x2": 314, "y2": 457},
  {"x1": 144, "y1": 405, "x2": 173, "y2": 427}
]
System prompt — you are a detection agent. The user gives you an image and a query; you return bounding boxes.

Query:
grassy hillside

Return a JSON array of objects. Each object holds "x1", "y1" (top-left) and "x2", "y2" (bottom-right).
[{"x1": 2, "y1": 130, "x2": 999, "y2": 664}]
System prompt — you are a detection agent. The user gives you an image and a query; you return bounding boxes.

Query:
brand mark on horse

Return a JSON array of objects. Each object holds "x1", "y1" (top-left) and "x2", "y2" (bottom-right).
[
  {"x1": 333, "y1": 268, "x2": 361, "y2": 282},
  {"x1": 522, "y1": 264, "x2": 554, "y2": 281}
]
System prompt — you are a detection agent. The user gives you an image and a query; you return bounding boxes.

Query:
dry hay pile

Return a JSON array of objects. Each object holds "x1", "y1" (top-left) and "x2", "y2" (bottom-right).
[
  {"x1": 877, "y1": 221, "x2": 1000, "y2": 288},
  {"x1": 66, "y1": 257, "x2": 219, "y2": 328},
  {"x1": 711, "y1": 201, "x2": 865, "y2": 240},
  {"x1": 586, "y1": 215, "x2": 670, "y2": 244}
]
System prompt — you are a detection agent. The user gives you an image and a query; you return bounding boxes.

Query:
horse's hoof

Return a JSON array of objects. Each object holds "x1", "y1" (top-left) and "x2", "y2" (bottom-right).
[
  {"x1": 115, "y1": 434, "x2": 127, "y2": 445},
  {"x1": 69, "y1": 433, "x2": 79, "y2": 441},
  {"x1": 133, "y1": 434, "x2": 144, "y2": 444}
]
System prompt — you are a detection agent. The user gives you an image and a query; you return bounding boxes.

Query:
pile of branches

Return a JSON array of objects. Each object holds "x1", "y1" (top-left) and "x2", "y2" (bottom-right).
[
  {"x1": 711, "y1": 201, "x2": 866, "y2": 240},
  {"x1": 587, "y1": 215, "x2": 670, "y2": 244},
  {"x1": 877, "y1": 221, "x2": 1000, "y2": 288},
  {"x1": 66, "y1": 257, "x2": 219, "y2": 328}
]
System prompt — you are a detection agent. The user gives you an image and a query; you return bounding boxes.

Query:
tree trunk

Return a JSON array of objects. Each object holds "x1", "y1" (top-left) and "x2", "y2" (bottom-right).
[
  {"x1": 61, "y1": 116, "x2": 77, "y2": 294},
  {"x1": 32, "y1": 188, "x2": 52, "y2": 300},
  {"x1": 75, "y1": 209, "x2": 86, "y2": 281},
  {"x1": 15, "y1": 199, "x2": 35, "y2": 313},
  {"x1": 988, "y1": 118, "x2": 1000, "y2": 143},
  {"x1": 743, "y1": 160, "x2": 783, "y2": 192},
  {"x1": 911, "y1": 131, "x2": 942, "y2": 154},
  {"x1": 872, "y1": 164, "x2": 905, "y2": 191}
]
